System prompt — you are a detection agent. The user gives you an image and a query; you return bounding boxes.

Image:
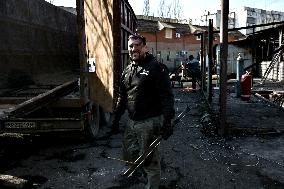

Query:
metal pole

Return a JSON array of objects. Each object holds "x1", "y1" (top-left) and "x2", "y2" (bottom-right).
[
  {"x1": 155, "y1": 31, "x2": 158, "y2": 56},
  {"x1": 219, "y1": 0, "x2": 229, "y2": 136},
  {"x1": 252, "y1": 27, "x2": 256, "y2": 76},
  {"x1": 208, "y1": 19, "x2": 213, "y2": 103},
  {"x1": 203, "y1": 33, "x2": 207, "y2": 91},
  {"x1": 200, "y1": 33, "x2": 205, "y2": 91},
  {"x1": 277, "y1": 28, "x2": 283, "y2": 81}
]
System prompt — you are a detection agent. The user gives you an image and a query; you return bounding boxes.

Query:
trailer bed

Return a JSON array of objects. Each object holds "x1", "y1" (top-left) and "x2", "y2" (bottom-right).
[{"x1": 0, "y1": 80, "x2": 85, "y2": 134}]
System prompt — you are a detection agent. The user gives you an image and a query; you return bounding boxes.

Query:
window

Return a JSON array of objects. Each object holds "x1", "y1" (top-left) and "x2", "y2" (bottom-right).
[
  {"x1": 176, "y1": 32, "x2": 181, "y2": 38},
  {"x1": 196, "y1": 35, "x2": 201, "y2": 40},
  {"x1": 165, "y1": 28, "x2": 172, "y2": 39}
]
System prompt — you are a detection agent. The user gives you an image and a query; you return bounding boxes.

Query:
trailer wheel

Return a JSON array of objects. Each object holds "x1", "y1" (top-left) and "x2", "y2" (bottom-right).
[{"x1": 85, "y1": 102, "x2": 100, "y2": 139}]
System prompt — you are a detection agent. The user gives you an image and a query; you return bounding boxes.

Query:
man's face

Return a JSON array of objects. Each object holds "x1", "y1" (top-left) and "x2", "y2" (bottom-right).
[{"x1": 128, "y1": 38, "x2": 147, "y2": 62}]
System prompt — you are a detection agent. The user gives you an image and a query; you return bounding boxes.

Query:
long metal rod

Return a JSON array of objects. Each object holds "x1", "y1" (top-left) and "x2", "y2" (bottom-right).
[
  {"x1": 123, "y1": 136, "x2": 162, "y2": 177},
  {"x1": 123, "y1": 106, "x2": 191, "y2": 177},
  {"x1": 106, "y1": 156, "x2": 136, "y2": 165}
]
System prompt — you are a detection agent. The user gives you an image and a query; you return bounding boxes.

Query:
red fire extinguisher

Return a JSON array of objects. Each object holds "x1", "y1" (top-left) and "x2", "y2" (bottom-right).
[{"x1": 241, "y1": 72, "x2": 252, "y2": 101}]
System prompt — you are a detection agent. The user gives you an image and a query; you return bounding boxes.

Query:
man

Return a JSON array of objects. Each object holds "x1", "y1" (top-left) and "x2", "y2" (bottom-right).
[
  {"x1": 187, "y1": 55, "x2": 200, "y2": 90},
  {"x1": 181, "y1": 58, "x2": 189, "y2": 78},
  {"x1": 112, "y1": 34, "x2": 175, "y2": 189}
]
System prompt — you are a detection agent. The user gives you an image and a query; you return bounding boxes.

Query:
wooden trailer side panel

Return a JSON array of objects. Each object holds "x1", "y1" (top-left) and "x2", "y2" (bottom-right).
[
  {"x1": 77, "y1": 0, "x2": 136, "y2": 113},
  {"x1": 77, "y1": 0, "x2": 114, "y2": 112}
]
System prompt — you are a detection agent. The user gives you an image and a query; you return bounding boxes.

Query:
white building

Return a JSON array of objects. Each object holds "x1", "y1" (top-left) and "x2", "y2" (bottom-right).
[
  {"x1": 203, "y1": 7, "x2": 284, "y2": 35},
  {"x1": 236, "y1": 7, "x2": 284, "y2": 35}
]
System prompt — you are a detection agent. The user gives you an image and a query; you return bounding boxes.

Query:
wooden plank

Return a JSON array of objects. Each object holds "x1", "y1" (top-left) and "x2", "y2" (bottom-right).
[
  {"x1": 5, "y1": 80, "x2": 78, "y2": 117},
  {"x1": 79, "y1": 0, "x2": 115, "y2": 112}
]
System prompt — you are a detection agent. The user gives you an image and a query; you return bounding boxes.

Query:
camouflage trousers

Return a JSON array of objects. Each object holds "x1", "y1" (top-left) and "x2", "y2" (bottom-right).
[{"x1": 123, "y1": 115, "x2": 163, "y2": 189}]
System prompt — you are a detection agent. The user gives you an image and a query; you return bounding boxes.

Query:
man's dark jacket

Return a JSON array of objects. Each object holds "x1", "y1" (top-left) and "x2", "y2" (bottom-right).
[{"x1": 114, "y1": 54, "x2": 175, "y2": 122}]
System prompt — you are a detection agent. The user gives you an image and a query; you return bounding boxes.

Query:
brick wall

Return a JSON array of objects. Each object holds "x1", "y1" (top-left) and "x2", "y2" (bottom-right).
[{"x1": 140, "y1": 29, "x2": 216, "y2": 71}]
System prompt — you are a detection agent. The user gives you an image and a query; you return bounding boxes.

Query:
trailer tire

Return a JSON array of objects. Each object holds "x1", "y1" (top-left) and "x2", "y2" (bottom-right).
[{"x1": 85, "y1": 102, "x2": 100, "y2": 139}]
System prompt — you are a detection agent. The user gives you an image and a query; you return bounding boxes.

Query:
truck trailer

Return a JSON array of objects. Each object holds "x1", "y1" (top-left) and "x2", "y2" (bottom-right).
[{"x1": 0, "y1": 0, "x2": 137, "y2": 139}]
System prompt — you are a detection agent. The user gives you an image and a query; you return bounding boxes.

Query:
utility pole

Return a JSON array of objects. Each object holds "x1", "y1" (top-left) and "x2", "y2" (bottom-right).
[
  {"x1": 201, "y1": 11, "x2": 216, "y2": 26},
  {"x1": 219, "y1": 0, "x2": 229, "y2": 136}
]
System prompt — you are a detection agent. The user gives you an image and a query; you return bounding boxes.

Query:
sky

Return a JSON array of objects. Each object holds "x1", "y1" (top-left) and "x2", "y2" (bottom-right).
[
  {"x1": 49, "y1": 0, "x2": 284, "y2": 24},
  {"x1": 49, "y1": 0, "x2": 75, "y2": 7},
  {"x1": 128, "y1": 0, "x2": 284, "y2": 23}
]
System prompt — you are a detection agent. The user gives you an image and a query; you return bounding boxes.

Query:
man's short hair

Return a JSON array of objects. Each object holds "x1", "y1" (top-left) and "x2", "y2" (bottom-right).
[{"x1": 128, "y1": 34, "x2": 146, "y2": 45}]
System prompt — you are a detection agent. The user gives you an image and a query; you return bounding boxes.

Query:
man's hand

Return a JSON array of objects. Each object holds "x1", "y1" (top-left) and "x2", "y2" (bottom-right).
[{"x1": 161, "y1": 119, "x2": 173, "y2": 140}]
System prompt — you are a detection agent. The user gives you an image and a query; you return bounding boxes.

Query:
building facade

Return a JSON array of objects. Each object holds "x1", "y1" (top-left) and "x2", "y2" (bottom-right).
[
  {"x1": 237, "y1": 7, "x2": 284, "y2": 35},
  {"x1": 136, "y1": 15, "x2": 244, "y2": 72},
  {"x1": 206, "y1": 7, "x2": 284, "y2": 35},
  {"x1": 137, "y1": 16, "x2": 215, "y2": 71}
]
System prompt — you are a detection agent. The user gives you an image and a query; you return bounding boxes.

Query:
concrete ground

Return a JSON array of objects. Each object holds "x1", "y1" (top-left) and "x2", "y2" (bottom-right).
[{"x1": 0, "y1": 81, "x2": 283, "y2": 189}]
